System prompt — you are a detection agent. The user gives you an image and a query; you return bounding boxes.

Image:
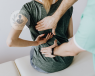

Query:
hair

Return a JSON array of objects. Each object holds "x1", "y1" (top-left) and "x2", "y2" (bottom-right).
[{"x1": 42, "y1": 0, "x2": 53, "y2": 13}]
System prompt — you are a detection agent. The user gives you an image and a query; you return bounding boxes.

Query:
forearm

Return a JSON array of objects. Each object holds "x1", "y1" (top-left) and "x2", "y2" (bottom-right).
[
  {"x1": 53, "y1": 37, "x2": 82, "y2": 57},
  {"x1": 41, "y1": 38, "x2": 84, "y2": 57},
  {"x1": 9, "y1": 38, "x2": 38, "y2": 47},
  {"x1": 52, "y1": 0, "x2": 77, "y2": 22},
  {"x1": 54, "y1": 42, "x2": 72, "y2": 56}
]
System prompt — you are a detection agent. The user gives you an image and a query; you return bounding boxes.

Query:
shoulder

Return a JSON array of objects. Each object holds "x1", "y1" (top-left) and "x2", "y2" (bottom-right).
[
  {"x1": 23, "y1": 0, "x2": 41, "y2": 10},
  {"x1": 23, "y1": 0, "x2": 34, "y2": 7},
  {"x1": 20, "y1": 0, "x2": 36, "y2": 14},
  {"x1": 24, "y1": 0, "x2": 34, "y2": 5}
]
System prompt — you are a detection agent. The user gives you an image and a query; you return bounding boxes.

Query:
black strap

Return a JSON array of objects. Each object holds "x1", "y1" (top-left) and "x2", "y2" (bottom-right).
[{"x1": 51, "y1": 48, "x2": 55, "y2": 55}]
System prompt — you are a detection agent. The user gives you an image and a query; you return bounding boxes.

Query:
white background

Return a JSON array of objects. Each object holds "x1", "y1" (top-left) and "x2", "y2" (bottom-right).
[{"x1": 0, "y1": 0, "x2": 88, "y2": 63}]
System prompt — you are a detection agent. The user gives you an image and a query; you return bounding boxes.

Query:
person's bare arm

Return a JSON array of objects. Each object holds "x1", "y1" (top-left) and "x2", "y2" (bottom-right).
[
  {"x1": 6, "y1": 14, "x2": 53, "y2": 47},
  {"x1": 67, "y1": 16, "x2": 73, "y2": 39},
  {"x1": 52, "y1": 0, "x2": 78, "y2": 21},
  {"x1": 36, "y1": 0, "x2": 78, "y2": 35},
  {"x1": 54, "y1": 38, "x2": 86, "y2": 56},
  {"x1": 41, "y1": 37, "x2": 86, "y2": 57},
  {"x1": 41, "y1": 17, "x2": 73, "y2": 57}
]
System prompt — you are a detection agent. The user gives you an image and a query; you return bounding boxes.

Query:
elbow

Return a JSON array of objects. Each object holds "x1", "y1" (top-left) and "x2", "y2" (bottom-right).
[{"x1": 6, "y1": 39, "x2": 13, "y2": 47}]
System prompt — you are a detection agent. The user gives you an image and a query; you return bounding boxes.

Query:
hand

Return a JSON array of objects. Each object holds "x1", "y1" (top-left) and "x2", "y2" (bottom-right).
[
  {"x1": 35, "y1": 16, "x2": 58, "y2": 35},
  {"x1": 41, "y1": 39, "x2": 58, "y2": 58},
  {"x1": 35, "y1": 33, "x2": 53, "y2": 45}
]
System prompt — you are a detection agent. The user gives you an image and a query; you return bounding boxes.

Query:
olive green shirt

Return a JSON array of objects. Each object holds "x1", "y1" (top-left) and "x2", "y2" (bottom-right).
[{"x1": 19, "y1": 0, "x2": 74, "y2": 73}]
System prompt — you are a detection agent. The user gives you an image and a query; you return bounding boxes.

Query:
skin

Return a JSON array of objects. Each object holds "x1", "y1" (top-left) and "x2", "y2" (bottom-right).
[
  {"x1": 7, "y1": 0, "x2": 74, "y2": 47},
  {"x1": 41, "y1": 37, "x2": 86, "y2": 57},
  {"x1": 35, "y1": 0, "x2": 78, "y2": 35},
  {"x1": 6, "y1": 0, "x2": 78, "y2": 57},
  {"x1": 54, "y1": 38, "x2": 86, "y2": 56},
  {"x1": 41, "y1": 16, "x2": 78, "y2": 57},
  {"x1": 6, "y1": 14, "x2": 53, "y2": 47},
  {"x1": 67, "y1": 16, "x2": 73, "y2": 39},
  {"x1": 41, "y1": 16, "x2": 74, "y2": 57},
  {"x1": 39, "y1": 0, "x2": 86, "y2": 57}
]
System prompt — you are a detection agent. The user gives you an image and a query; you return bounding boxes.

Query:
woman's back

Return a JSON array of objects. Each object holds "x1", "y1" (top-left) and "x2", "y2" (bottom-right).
[{"x1": 19, "y1": 0, "x2": 74, "y2": 73}]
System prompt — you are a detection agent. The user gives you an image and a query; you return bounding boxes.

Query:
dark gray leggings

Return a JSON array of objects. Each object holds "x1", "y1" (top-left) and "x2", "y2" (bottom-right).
[{"x1": 30, "y1": 47, "x2": 48, "y2": 73}]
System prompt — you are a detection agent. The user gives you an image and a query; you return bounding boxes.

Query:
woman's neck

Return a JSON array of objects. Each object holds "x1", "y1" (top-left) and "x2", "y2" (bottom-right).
[
  {"x1": 39, "y1": 0, "x2": 57, "y2": 4},
  {"x1": 35, "y1": 0, "x2": 58, "y2": 5},
  {"x1": 35, "y1": 0, "x2": 58, "y2": 13}
]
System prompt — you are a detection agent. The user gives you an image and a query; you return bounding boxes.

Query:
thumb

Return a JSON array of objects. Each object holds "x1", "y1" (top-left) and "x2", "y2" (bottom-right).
[
  {"x1": 52, "y1": 28, "x2": 56, "y2": 35},
  {"x1": 39, "y1": 34, "x2": 45, "y2": 37},
  {"x1": 49, "y1": 39, "x2": 58, "y2": 48},
  {"x1": 54, "y1": 39, "x2": 58, "y2": 47}
]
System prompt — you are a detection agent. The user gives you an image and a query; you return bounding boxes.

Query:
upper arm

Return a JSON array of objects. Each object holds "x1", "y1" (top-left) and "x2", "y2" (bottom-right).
[
  {"x1": 7, "y1": 14, "x2": 28, "y2": 42},
  {"x1": 67, "y1": 16, "x2": 73, "y2": 38},
  {"x1": 7, "y1": 3, "x2": 30, "y2": 44}
]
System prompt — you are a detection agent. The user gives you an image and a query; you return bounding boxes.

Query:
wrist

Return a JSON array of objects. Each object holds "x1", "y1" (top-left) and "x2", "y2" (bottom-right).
[
  {"x1": 52, "y1": 15, "x2": 59, "y2": 23},
  {"x1": 51, "y1": 47, "x2": 58, "y2": 56},
  {"x1": 51, "y1": 48, "x2": 55, "y2": 55},
  {"x1": 53, "y1": 46, "x2": 59, "y2": 56},
  {"x1": 35, "y1": 41, "x2": 39, "y2": 46},
  {"x1": 52, "y1": 13, "x2": 60, "y2": 22}
]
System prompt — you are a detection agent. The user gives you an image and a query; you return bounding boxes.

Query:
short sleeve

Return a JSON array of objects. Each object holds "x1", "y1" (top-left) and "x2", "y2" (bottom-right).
[
  {"x1": 74, "y1": 14, "x2": 95, "y2": 54},
  {"x1": 19, "y1": 3, "x2": 31, "y2": 27},
  {"x1": 69, "y1": 6, "x2": 73, "y2": 18}
]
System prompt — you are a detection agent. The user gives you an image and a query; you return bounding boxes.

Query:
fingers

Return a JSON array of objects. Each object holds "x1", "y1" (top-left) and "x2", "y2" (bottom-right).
[
  {"x1": 54, "y1": 39, "x2": 57, "y2": 43},
  {"x1": 41, "y1": 49, "x2": 49, "y2": 55},
  {"x1": 37, "y1": 20, "x2": 44, "y2": 24},
  {"x1": 35, "y1": 20, "x2": 45, "y2": 31},
  {"x1": 36, "y1": 25, "x2": 44, "y2": 30},
  {"x1": 45, "y1": 55, "x2": 55, "y2": 58},
  {"x1": 52, "y1": 28, "x2": 56, "y2": 35},
  {"x1": 37, "y1": 28, "x2": 47, "y2": 31},
  {"x1": 45, "y1": 33, "x2": 50, "y2": 40},
  {"x1": 38, "y1": 34, "x2": 45, "y2": 37},
  {"x1": 54, "y1": 39, "x2": 58, "y2": 47},
  {"x1": 36, "y1": 26, "x2": 46, "y2": 31},
  {"x1": 35, "y1": 23, "x2": 45, "y2": 30},
  {"x1": 41, "y1": 46, "x2": 56, "y2": 58},
  {"x1": 46, "y1": 33, "x2": 53, "y2": 40},
  {"x1": 36, "y1": 24, "x2": 47, "y2": 31},
  {"x1": 37, "y1": 32, "x2": 53, "y2": 41},
  {"x1": 41, "y1": 48, "x2": 55, "y2": 58},
  {"x1": 41, "y1": 49, "x2": 47, "y2": 53},
  {"x1": 41, "y1": 48, "x2": 50, "y2": 54},
  {"x1": 42, "y1": 52, "x2": 48, "y2": 55},
  {"x1": 41, "y1": 48, "x2": 48, "y2": 52},
  {"x1": 49, "y1": 39, "x2": 58, "y2": 48}
]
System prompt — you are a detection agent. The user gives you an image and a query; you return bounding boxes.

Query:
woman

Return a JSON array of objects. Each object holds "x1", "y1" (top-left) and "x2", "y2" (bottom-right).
[{"x1": 7, "y1": 0, "x2": 74, "y2": 73}]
